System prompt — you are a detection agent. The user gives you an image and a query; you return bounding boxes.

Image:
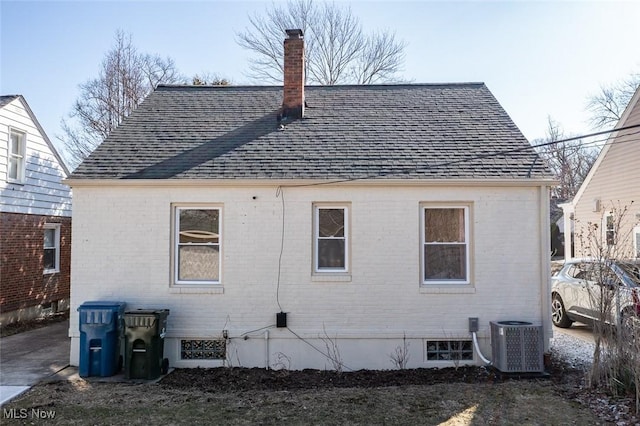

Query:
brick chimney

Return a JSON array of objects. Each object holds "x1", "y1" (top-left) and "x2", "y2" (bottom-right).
[{"x1": 282, "y1": 29, "x2": 304, "y2": 118}]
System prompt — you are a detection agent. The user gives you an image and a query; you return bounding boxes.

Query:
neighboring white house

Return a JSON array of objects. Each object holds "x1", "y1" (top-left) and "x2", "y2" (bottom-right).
[
  {"x1": 0, "y1": 95, "x2": 72, "y2": 325},
  {"x1": 65, "y1": 30, "x2": 555, "y2": 370},
  {"x1": 561, "y1": 85, "x2": 640, "y2": 260}
]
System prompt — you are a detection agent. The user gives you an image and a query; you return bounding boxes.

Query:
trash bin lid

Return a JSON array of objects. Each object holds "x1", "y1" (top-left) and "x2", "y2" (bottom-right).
[
  {"x1": 124, "y1": 309, "x2": 170, "y2": 316},
  {"x1": 78, "y1": 301, "x2": 126, "y2": 311},
  {"x1": 124, "y1": 309, "x2": 170, "y2": 328}
]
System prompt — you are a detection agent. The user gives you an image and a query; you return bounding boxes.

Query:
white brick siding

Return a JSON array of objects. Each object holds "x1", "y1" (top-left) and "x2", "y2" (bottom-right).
[{"x1": 69, "y1": 183, "x2": 549, "y2": 370}]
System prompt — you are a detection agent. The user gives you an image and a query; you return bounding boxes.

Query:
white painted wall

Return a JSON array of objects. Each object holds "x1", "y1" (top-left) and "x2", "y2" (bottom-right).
[
  {"x1": 0, "y1": 97, "x2": 71, "y2": 217},
  {"x1": 69, "y1": 182, "x2": 549, "y2": 370}
]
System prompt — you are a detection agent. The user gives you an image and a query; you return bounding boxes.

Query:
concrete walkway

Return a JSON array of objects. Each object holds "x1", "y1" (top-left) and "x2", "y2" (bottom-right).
[{"x1": 0, "y1": 320, "x2": 70, "y2": 405}]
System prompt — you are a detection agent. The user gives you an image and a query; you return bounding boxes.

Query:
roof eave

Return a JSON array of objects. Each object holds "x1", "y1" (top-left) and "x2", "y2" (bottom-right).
[{"x1": 63, "y1": 177, "x2": 558, "y2": 188}]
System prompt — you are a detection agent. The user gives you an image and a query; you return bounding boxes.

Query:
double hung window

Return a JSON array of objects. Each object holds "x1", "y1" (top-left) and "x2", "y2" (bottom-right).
[
  {"x1": 43, "y1": 224, "x2": 60, "y2": 274},
  {"x1": 422, "y1": 206, "x2": 469, "y2": 284},
  {"x1": 605, "y1": 212, "x2": 616, "y2": 246},
  {"x1": 314, "y1": 206, "x2": 348, "y2": 272},
  {"x1": 8, "y1": 128, "x2": 26, "y2": 182},
  {"x1": 174, "y1": 207, "x2": 221, "y2": 284}
]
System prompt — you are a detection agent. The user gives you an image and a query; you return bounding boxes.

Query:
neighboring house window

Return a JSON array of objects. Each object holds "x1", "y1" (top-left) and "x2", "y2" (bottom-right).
[
  {"x1": 634, "y1": 226, "x2": 640, "y2": 259},
  {"x1": 8, "y1": 128, "x2": 27, "y2": 182},
  {"x1": 43, "y1": 224, "x2": 60, "y2": 274},
  {"x1": 422, "y1": 206, "x2": 469, "y2": 284},
  {"x1": 174, "y1": 207, "x2": 221, "y2": 284},
  {"x1": 604, "y1": 212, "x2": 616, "y2": 246},
  {"x1": 314, "y1": 205, "x2": 349, "y2": 272}
]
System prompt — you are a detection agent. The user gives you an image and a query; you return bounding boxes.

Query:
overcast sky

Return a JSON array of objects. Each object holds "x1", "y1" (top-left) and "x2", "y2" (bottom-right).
[{"x1": 2, "y1": 1, "x2": 639, "y2": 167}]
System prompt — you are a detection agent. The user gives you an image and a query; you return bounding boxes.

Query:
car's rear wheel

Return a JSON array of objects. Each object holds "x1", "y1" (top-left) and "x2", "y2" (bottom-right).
[{"x1": 552, "y1": 294, "x2": 573, "y2": 328}]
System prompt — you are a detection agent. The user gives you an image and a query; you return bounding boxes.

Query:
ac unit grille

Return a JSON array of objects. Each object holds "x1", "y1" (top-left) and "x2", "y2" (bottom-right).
[{"x1": 490, "y1": 321, "x2": 543, "y2": 373}]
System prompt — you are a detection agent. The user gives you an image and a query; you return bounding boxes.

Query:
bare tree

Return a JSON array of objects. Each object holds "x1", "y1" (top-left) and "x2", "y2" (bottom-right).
[
  {"x1": 533, "y1": 117, "x2": 598, "y2": 201},
  {"x1": 192, "y1": 72, "x2": 231, "y2": 86},
  {"x1": 236, "y1": 0, "x2": 406, "y2": 85},
  {"x1": 574, "y1": 202, "x2": 639, "y2": 411},
  {"x1": 60, "y1": 30, "x2": 183, "y2": 168},
  {"x1": 587, "y1": 71, "x2": 640, "y2": 129}
]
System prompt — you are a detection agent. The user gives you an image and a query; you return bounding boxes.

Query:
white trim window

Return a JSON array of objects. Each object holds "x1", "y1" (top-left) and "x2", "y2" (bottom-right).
[
  {"x1": 633, "y1": 226, "x2": 640, "y2": 259},
  {"x1": 8, "y1": 127, "x2": 27, "y2": 182},
  {"x1": 314, "y1": 205, "x2": 349, "y2": 273},
  {"x1": 174, "y1": 207, "x2": 221, "y2": 285},
  {"x1": 43, "y1": 224, "x2": 61, "y2": 274},
  {"x1": 422, "y1": 206, "x2": 470, "y2": 284},
  {"x1": 604, "y1": 212, "x2": 616, "y2": 246}
]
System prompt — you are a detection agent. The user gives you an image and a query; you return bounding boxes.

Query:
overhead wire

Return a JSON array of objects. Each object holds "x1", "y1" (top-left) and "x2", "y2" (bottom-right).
[
  {"x1": 267, "y1": 122, "x2": 640, "y2": 370},
  {"x1": 271, "y1": 123, "x2": 640, "y2": 190},
  {"x1": 275, "y1": 186, "x2": 285, "y2": 312}
]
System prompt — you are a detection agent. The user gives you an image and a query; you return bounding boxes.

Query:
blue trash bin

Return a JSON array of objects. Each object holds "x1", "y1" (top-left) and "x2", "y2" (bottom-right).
[{"x1": 78, "y1": 301, "x2": 126, "y2": 377}]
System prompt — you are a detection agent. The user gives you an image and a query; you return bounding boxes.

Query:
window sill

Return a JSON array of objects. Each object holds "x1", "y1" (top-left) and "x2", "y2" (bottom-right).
[
  {"x1": 311, "y1": 274, "x2": 352, "y2": 283},
  {"x1": 419, "y1": 285, "x2": 475, "y2": 294},
  {"x1": 44, "y1": 269, "x2": 59, "y2": 275},
  {"x1": 169, "y1": 286, "x2": 224, "y2": 294}
]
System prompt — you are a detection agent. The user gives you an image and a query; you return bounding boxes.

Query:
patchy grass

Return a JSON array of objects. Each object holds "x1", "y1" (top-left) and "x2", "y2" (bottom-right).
[{"x1": 2, "y1": 368, "x2": 605, "y2": 425}]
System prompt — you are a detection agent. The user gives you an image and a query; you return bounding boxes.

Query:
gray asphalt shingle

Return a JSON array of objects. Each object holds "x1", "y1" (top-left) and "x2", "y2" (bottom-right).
[
  {"x1": 0, "y1": 95, "x2": 19, "y2": 109},
  {"x1": 69, "y1": 83, "x2": 552, "y2": 181}
]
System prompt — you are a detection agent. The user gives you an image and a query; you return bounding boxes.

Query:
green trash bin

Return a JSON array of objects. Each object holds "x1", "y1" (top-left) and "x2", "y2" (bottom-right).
[{"x1": 124, "y1": 309, "x2": 170, "y2": 379}]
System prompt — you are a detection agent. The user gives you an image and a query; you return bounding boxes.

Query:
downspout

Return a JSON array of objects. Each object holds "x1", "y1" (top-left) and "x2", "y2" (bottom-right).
[
  {"x1": 540, "y1": 185, "x2": 552, "y2": 354},
  {"x1": 264, "y1": 330, "x2": 269, "y2": 370},
  {"x1": 561, "y1": 203, "x2": 574, "y2": 261}
]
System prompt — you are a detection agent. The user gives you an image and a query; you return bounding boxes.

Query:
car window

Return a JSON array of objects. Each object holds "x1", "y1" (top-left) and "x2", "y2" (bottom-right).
[
  {"x1": 580, "y1": 262, "x2": 623, "y2": 286},
  {"x1": 617, "y1": 262, "x2": 640, "y2": 287},
  {"x1": 567, "y1": 263, "x2": 591, "y2": 280},
  {"x1": 564, "y1": 264, "x2": 578, "y2": 278}
]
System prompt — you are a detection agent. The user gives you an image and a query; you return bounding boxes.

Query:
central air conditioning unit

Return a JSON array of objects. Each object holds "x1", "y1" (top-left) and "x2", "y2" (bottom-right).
[{"x1": 490, "y1": 321, "x2": 543, "y2": 373}]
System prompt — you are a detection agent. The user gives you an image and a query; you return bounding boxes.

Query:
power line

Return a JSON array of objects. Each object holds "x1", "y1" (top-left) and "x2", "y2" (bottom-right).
[
  {"x1": 277, "y1": 123, "x2": 640, "y2": 189},
  {"x1": 532, "y1": 123, "x2": 640, "y2": 149},
  {"x1": 268, "y1": 121, "x2": 640, "y2": 370}
]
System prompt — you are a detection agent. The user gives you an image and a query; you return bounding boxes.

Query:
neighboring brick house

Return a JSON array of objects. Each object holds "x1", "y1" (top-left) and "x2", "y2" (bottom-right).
[
  {"x1": 561, "y1": 85, "x2": 640, "y2": 260},
  {"x1": 65, "y1": 30, "x2": 555, "y2": 370},
  {"x1": 1, "y1": 95, "x2": 72, "y2": 325}
]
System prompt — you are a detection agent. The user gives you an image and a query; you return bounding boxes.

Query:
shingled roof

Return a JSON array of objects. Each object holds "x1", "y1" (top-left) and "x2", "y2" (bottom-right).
[
  {"x1": 0, "y1": 95, "x2": 20, "y2": 109},
  {"x1": 69, "y1": 83, "x2": 552, "y2": 181}
]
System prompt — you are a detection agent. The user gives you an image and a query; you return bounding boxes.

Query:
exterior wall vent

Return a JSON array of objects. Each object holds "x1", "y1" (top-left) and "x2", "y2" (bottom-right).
[{"x1": 490, "y1": 321, "x2": 543, "y2": 373}]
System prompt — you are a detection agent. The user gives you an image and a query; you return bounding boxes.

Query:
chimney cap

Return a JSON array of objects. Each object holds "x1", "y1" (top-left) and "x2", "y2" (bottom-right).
[{"x1": 285, "y1": 29, "x2": 303, "y2": 39}]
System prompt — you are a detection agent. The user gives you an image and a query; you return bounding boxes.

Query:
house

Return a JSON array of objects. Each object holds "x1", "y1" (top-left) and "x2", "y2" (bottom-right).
[
  {"x1": 65, "y1": 30, "x2": 555, "y2": 370},
  {"x1": 1, "y1": 95, "x2": 72, "y2": 325},
  {"x1": 561, "y1": 85, "x2": 640, "y2": 260}
]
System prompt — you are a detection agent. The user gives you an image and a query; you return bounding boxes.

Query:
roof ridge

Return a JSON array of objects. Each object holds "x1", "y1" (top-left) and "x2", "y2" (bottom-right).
[{"x1": 157, "y1": 82, "x2": 486, "y2": 90}]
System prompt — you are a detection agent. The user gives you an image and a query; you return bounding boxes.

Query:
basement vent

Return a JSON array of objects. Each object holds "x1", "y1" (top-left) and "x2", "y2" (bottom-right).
[
  {"x1": 426, "y1": 340, "x2": 473, "y2": 361},
  {"x1": 181, "y1": 339, "x2": 226, "y2": 360},
  {"x1": 490, "y1": 321, "x2": 543, "y2": 373}
]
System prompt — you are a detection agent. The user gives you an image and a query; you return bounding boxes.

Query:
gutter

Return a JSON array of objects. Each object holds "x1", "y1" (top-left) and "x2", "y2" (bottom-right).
[{"x1": 63, "y1": 178, "x2": 558, "y2": 189}]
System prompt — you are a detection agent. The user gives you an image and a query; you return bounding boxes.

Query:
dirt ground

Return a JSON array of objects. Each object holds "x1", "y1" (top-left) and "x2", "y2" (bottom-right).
[
  {"x1": 2, "y1": 312, "x2": 638, "y2": 424},
  {"x1": 161, "y1": 364, "x2": 498, "y2": 392},
  {"x1": 2, "y1": 356, "x2": 637, "y2": 425},
  {"x1": 159, "y1": 359, "x2": 638, "y2": 424}
]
